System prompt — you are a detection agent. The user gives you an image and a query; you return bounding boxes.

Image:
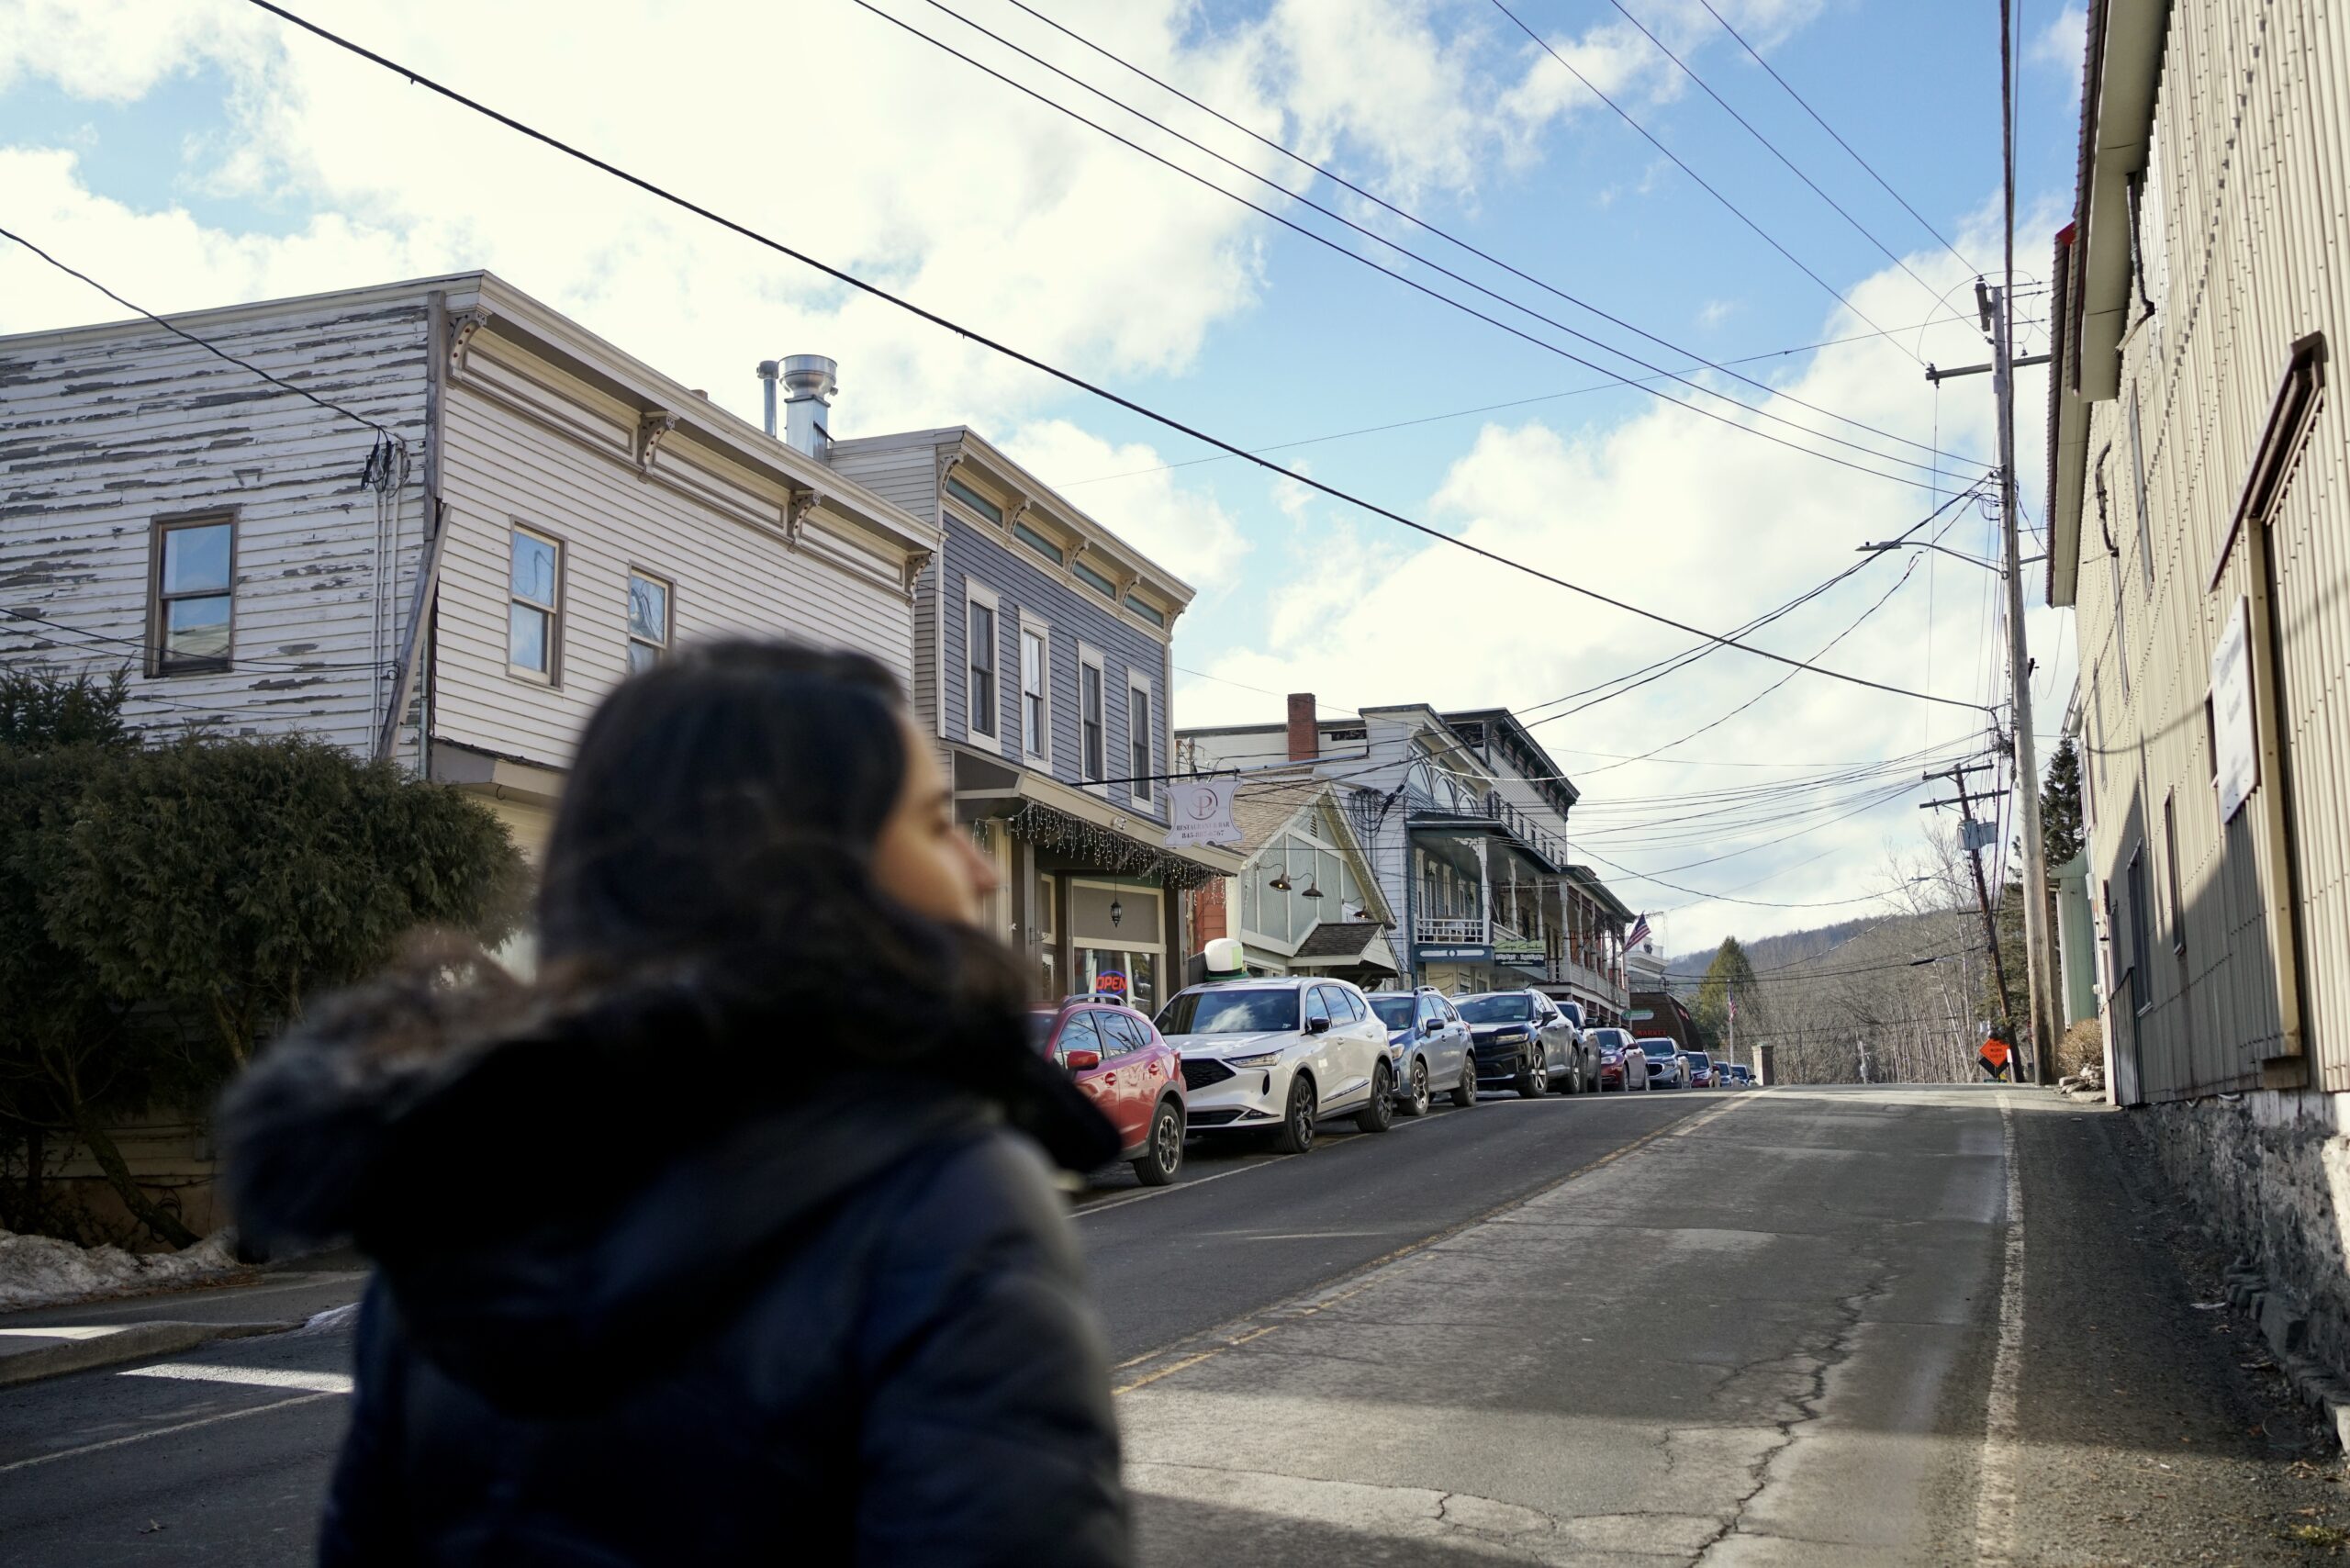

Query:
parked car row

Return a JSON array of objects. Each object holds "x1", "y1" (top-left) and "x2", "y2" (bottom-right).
[{"x1": 1033, "y1": 979, "x2": 1761, "y2": 1182}]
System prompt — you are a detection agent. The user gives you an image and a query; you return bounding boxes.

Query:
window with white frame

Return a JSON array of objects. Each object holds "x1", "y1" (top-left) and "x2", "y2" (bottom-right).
[
  {"x1": 626, "y1": 569, "x2": 671, "y2": 675},
  {"x1": 509, "y1": 524, "x2": 563, "y2": 681},
  {"x1": 966, "y1": 584, "x2": 999, "y2": 740},
  {"x1": 1080, "y1": 647, "x2": 1105, "y2": 783},
  {"x1": 151, "y1": 512, "x2": 236, "y2": 675},
  {"x1": 1021, "y1": 622, "x2": 1050, "y2": 759},
  {"x1": 1127, "y1": 678, "x2": 1152, "y2": 804}
]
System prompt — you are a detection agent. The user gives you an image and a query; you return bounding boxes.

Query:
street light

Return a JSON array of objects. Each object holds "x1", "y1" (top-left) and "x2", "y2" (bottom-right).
[
  {"x1": 1857, "y1": 539, "x2": 2002, "y2": 572},
  {"x1": 1859, "y1": 540, "x2": 2047, "y2": 571}
]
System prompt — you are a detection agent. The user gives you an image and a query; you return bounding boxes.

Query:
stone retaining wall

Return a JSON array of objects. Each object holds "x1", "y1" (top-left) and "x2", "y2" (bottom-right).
[{"x1": 2143, "y1": 1090, "x2": 2350, "y2": 1380}]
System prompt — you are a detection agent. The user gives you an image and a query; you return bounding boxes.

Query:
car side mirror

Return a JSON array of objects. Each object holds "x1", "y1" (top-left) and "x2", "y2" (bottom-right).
[
  {"x1": 1306, "y1": 1015, "x2": 1331, "y2": 1036},
  {"x1": 1064, "y1": 1047, "x2": 1102, "y2": 1071},
  {"x1": 1422, "y1": 1019, "x2": 1441, "y2": 1037}
]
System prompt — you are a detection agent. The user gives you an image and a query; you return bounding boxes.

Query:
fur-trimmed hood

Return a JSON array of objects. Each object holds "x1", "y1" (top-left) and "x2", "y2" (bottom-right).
[{"x1": 220, "y1": 965, "x2": 1116, "y2": 1413}]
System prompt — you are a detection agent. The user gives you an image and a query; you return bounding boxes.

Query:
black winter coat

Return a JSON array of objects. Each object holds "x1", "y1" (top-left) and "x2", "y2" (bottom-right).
[{"x1": 223, "y1": 979, "x2": 1130, "y2": 1568}]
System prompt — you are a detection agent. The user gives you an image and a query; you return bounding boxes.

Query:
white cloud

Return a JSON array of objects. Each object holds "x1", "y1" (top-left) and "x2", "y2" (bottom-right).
[
  {"x1": 0, "y1": 0, "x2": 1815, "y2": 443},
  {"x1": 1176, "y1": 210, "x2": 2070, "y2": 950},
  {"x1": 1697, "y1": 298, "x2": 1738, "y2": 328},
  {"x1": 2030, "y1": 5, "x2": 2087, "y2": 71},
  {"x1": 1000, "y1": 420, "x2": 1251, "y2": 589}
]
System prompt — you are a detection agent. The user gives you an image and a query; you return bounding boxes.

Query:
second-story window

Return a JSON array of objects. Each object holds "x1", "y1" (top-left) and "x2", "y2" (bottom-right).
[
  {"x1": 967, "y1": 588, "x2": 998, "y2": 740},
  {"x1": 1080, "y1": 653, "x2": 1105, "y2": 782},
  {"x1": 627, "y1": 570, "x2": 671, "y2": 675},
  {"x1": 1021, "y1": 624, "x2": 1049, "y2": 759},
  {"x1": 151, "y1": 513, "x2": 235, "y2": 675},
  {"x1": 1128, "y1": 681, "x2": 1151, "y2": 804},
  {"x1": 509, "y1": 524, "x2": 563, "y2": 682}
]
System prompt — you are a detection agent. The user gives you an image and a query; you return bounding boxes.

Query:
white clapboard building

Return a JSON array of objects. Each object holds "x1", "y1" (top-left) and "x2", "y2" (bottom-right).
[{"x1": 0, "y1": 273, "x2": 937, "y2": 852}]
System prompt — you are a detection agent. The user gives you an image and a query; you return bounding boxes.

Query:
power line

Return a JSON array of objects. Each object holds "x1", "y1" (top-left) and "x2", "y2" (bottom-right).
[
  {"x1": 1661, "y1": 946, "x2": 1986, "y2": 986},
  {"x1": 0, "y1": 224, "x2": 404, "y2": 467},
  {"x1": 239, "y1": 0, "x2": 1992, "y2": 716},
  {"x1": 854, "y1": 0, "x2": 1974, "y2": 487},
  {"x1": 977, "y1": 0, "x2": 1969, "y2": 471},
  {"x1": 1514, "y1": 483, "x2": 1986, "y2": 729},
  {"x1": 1598, "y1": 0, "x2": 1960, "y2": 325},
  {"x1": 1063, "y1": 315, "x2": 2042, "y2": 490},
  {"x1": 1, "y1": 607, "x2": 395, "y2": 675},
  {"x1": 1564, "y1": 500, "x2": 1975, "y2": 773},
  {"x1": 1488, "y1": 0, "x2": 1921, "y2": 365},
  {"x1": 1693, "y1": 0, "x2": 1982, "y2": 278},
  {"x1": 1578, "y1": 840, "x2": 1908, "y2": 911}
]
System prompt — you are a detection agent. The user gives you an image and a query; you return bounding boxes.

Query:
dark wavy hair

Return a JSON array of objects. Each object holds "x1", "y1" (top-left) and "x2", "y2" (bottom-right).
[
  {"x1": 532, "y1": 640, "x2": 1035, "y2": 1064},
  {"x1": 221, "y1": 641, "x2": 1113, "y2": 1250}
]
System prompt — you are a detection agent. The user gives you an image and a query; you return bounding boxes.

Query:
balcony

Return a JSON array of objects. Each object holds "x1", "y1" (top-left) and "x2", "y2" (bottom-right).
[
  {"x1": 1549, "y1": 954, "x2": 1629, "y2": 1009},
  {"x1": 1416, "y1": 915, "x2": 1490, "y2": 946}
]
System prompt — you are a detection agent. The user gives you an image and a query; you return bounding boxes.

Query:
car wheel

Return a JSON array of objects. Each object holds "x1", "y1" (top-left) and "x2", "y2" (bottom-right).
[
  {"x1": 1452, "y1": 1053, "x2": 1479, "y2": 1108},
  {"x1": 1516, "y1": 1044, "x2": 1548, "y2": 1098},
  {"x1": 1565, "y1": 1064, "x2": 1583, "y2": 1096},
  {"x1": 1271, "y1": 1075, "x2": 1316, "y2": 1154},
  {"x1": 1131, "y1": 1099, "x2": 1183, "y2": 1187},
  {"x1": 1356, "y1": 1060, "x2": 1396, "y2": 1134},
  {"x1": 1398, "y1": 1056, "x2": 1433, "y2": 1118}
]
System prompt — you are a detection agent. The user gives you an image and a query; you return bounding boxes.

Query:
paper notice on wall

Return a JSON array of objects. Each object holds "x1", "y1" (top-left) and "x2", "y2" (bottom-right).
[
  {"x1": 2210, "y1": 596, "x2": 2259, "y2": 824},
  {"x1": 1165, "y1": 778, "x2": 1242, "y2": 847}
]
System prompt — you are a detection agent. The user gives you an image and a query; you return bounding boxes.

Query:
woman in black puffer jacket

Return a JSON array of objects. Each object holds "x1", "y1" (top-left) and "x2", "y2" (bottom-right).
[{"x1": 221, "y1": 641, "x2": 1129, "y2": 1567}]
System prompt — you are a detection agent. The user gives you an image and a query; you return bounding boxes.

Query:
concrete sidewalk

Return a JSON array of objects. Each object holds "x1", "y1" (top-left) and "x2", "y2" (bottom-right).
[{"x1": 0, "y1": 1248, "x2": 369, "y2": 1388}]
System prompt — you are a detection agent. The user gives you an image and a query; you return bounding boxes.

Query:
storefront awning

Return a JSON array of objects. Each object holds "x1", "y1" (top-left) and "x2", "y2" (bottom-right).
[
  {"x1": 1289, "y1": 921, "x2": 1401, "y2": 974},
  {"x1": 952, "y1": 745, "x2": 1246, "y2": 889}
]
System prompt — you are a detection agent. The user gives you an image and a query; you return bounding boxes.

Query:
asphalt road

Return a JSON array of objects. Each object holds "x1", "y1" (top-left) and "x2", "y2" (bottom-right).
[{"x1": 2, "y1": 1084, "x2": 2342, "y2": 1565}]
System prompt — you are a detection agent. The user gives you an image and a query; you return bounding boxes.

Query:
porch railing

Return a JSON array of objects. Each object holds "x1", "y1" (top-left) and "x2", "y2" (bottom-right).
[{"x1": 1416, "y1": 915, "x2": 1489, "y2": 945}]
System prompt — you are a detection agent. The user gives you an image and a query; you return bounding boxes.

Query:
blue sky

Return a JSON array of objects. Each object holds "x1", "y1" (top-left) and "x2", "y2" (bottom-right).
[{"x1": 0, "y1": 0, "x2": 2089, "y2": 951}]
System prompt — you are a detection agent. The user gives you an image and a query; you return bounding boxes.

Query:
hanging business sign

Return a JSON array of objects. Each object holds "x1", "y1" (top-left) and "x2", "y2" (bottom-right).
[
  {"x1": 2210, "y1": 595, "x2": 2259, "y2": 824},
  {"x1": 1165, "y1": 778, "x2": 1242, "y2": 847},
  {"x1": 1494, "y1": 937, "x2": 1545, "y2": 969},
  {"x1": 1416, "y1": 944, "x2": 1494, "y2": 964}
]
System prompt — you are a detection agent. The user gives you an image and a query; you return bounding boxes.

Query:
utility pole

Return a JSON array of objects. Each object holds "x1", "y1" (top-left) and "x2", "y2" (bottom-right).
[
  {"x1": 1923, "y1": 762, "x2": 2016, "y2": 1050},
  {"x1": 1998, "y1": 0, "x2": 2056, "y2": 1083},
  {"x1": 1915, "y1": 4, "x2": 2056, "y2": 1082}
]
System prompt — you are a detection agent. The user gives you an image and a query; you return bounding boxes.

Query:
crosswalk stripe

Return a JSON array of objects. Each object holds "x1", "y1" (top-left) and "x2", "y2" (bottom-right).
[{"x1": 119, "y1": 1363, "x2": 353, "y2": 1394}]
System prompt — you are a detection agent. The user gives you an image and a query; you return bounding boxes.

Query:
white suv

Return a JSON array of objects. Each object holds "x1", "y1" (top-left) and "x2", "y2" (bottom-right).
[{"x1": 1154, "y1": 978, "x2": 1394, "y2": 1154}]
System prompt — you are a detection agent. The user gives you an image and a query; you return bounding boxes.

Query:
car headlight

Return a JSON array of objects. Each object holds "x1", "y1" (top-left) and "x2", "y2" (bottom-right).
[
  {"x1": 1225, "y1": 1050, "x2": 1283, "y2": 1069},
  {"x1": 1493, "y1": 1029, "x2": 1528, "y2": 1044}
]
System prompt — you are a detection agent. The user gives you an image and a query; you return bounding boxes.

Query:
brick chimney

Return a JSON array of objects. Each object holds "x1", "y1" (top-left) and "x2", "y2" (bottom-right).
[{"x1": 1286, "y1": 693, "x2": 1319, "y2": 762}]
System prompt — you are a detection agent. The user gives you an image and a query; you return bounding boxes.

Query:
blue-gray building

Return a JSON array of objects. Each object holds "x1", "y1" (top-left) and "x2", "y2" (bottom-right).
[{"x1": 830, "y1": 425, "x2": 1242, "y2": 1011}]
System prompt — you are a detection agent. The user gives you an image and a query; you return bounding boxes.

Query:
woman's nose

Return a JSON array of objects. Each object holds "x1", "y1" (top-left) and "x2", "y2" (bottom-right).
[{"x1": 966, "y1": 837, "x2": 1002, "y2": 893}]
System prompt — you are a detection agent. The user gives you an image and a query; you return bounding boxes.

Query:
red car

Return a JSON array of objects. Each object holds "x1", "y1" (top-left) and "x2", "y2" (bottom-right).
[{"x1": 1030, "y1": 1001, "x2": 1187, "y2": 1186}]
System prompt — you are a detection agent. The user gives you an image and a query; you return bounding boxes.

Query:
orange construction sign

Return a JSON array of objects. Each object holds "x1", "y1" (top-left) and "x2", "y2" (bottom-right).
[{"x1": 1977, "y1": 1036, "x2": 2013, "y2": 1081}]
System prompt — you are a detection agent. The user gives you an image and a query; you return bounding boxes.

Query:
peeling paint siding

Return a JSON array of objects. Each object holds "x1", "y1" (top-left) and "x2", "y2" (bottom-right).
[
  {"x1": 0, "y1": 302, "x2": 431, "y2": 756},
  {"x1": 433, "y1": 377, "x2": 915, "y2": 774},
  {"x1": 2071, "y1": 0, "x2": 2350, "y2": 1097}
]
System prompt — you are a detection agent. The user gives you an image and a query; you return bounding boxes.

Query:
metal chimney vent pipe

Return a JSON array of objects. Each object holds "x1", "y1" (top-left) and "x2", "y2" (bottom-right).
[
  {"x1": 755, "y1": 359, "x2": 780, "y2": 437},
  {"x1": 779, "y1": 354, "x2": 837, "y2": 461}
]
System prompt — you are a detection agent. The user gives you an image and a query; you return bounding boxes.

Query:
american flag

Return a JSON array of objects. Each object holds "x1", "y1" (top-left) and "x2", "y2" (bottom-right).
[{"x1": 1625, "y1": 912, "x2": 1652, "y2": 950}]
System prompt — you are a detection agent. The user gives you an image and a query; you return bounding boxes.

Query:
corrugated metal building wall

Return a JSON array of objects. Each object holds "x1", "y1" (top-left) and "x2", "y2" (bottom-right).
[{"x1": 2057, "y1": 0, "x2": 2350, "y2": 1101}]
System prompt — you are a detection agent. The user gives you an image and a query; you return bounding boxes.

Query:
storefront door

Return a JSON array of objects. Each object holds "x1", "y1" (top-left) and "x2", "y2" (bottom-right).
[
  {"x1": 1069, "y1": 879, "x2": 1165, "y2": 1015},
  {"x1": 1078, "y1": 948, "x2": 1158, "y2": 1015}
]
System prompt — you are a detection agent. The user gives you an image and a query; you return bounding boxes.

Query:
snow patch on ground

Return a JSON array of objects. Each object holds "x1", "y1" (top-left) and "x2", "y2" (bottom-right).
[{"x1": 0, "y1": 1229, "x2": 242, "y2": 1311}]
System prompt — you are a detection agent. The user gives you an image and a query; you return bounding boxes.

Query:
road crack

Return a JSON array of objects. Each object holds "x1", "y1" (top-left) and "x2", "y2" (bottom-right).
[{"x1": 1685, "y1": 1264, "x2": 1897, "y2": 1565}]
